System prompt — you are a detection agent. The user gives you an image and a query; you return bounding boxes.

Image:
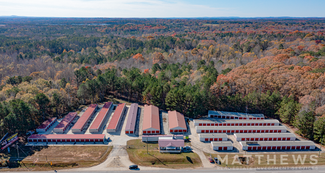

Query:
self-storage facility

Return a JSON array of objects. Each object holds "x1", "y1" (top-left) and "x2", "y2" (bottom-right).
[
  {"x1": 196, "y1": 126, "x2": 287, "y2": 133},
  {"x1": 72, "y1": 104, "x2": 98, "y2": 133},
  {"x1": 193, "y1": 119, "x2": 279, "y2": 127},
  {"x1": 142, "y1": 135, "x2": 183, "y2": 142},
  {"x1": 211, "y1": 141, "x2": 234, "y2": 151},
  {"x1": 28, "y1": 134, "x2": 105, "y2": 143},
  {"x1": 240, "y1": 141, "x2": 316, "y2": 151},
  {"x1": 107, "y1": 103, "x2": 126, "y2": 132},
  {"x1": 234, "y1": 133, "x2": 296, "y2": 141},
  {"x1": 36, "y1": 117, "x2": 57, "y2": 133},
  {"x1": 199, "y1": 134, "x2": 228, "y2": 142},
  {"x1": 125, "y1": 103, "x2": 139, "y2": 134},
  {"x1": 142, "y1": 105, "x2": 160, "y2": 134},
  {"x1": 208, "y1": 110, "x2": 264, "y2": 119},
  {"x1": 89, "y1": 102, "x2": 112, "y2": 133},
  {"x1": 168, "y1": 110, "x2": 187, "y2": 133},
  {"x1": 53, "y1": 112, "x2": 77, "y2": 133}
]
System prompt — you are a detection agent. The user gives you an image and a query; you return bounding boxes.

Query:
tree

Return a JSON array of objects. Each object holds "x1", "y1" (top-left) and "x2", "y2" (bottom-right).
[
  {"x1": 276, "y1": 96, "x2": 300, "y2": 124},
  {"x1": 297, "y1": 110, "x2": 315, "y2": 140},
  {"x1": 314, "y1": 117, "x2": 325, "y2": 143},
  {"x1": 34, "y1": 93, "x2": 50, "y2": 120},
  {"x1": 60, "y1": 78, "x2": 67, "y2": 88},
  {"x1": 278, "y1": 43, "x2": 284, "y2": 49}
]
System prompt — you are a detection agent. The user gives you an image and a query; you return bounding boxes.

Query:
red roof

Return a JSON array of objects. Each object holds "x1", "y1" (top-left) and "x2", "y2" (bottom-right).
[
  {"x1": 72, "y1": 104, "x2": 97, "y2": 131},
  {"x1": 90, "y1": 102, "x2": 112, "y2": 130},
  {"x1": 107, "y1": 103, "x2": 126, "y2": 130},
  {"x1": 37, "y1": 117, "x2": 57, "y2": 130},
  {"x1": 28, "y1": 134, "x2": 105, "y2": 140},
  {"x1": 158, "y1": 139, "x2": 184, "y2": 147},
  {"x1": 142, "y1": 105, "x2": 160, "y2": 131},
  {"x1": 54, "y1": 112, "x2": 77, "y2": 130},
  {"x1": 168, "y1": 111, "x2": 186, "y2": 130}
]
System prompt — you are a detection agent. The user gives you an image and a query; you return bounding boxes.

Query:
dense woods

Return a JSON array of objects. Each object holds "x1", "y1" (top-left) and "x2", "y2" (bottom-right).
[{"x1": 1, "y1": 17, "x2": 325, "y2": 145}]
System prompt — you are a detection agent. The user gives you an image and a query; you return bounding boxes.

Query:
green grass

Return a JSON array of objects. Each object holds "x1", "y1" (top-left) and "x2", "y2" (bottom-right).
[{"x1": 127, "y1": 139, "x2": 202, "y2": 169}]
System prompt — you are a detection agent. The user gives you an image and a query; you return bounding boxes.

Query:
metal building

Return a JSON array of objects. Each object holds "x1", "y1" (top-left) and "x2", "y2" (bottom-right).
[
  {"x1": 199, "y1": 134, "x2": 228, "y2": 142},
  {"x1": 196, "y1": 126, "x2": 287, "y2": 133},
  {"x1": 89, "y1": 102, "x2": 112, "y2": 133},
  {"x1": 142, "y1": 105, "x2": 160, "y2": 134},
  {"x1": 53, "y1": 112, "x2": 77, "y2": 133},
  {"x1": 193, "y1": 119, "x2": 279, "y2": 126},
  {"x1": 125, "y1": 103, "x2": 139, "y2": 134},
  {"x1": 208, "y1": 110, "x2": 264, "y2": 119},
  {"x1": 36, "y1": 117, "x2": 57, "y2": 133},
  {"x1": 168, "y1": 110, "x2": 187, "y2": 133},
  {"x1": 240, "y1": 141, "x2": 316, "y2": 151},
  {"x1": 234, "y1": 133, "x2": 296, "y2": 141},
  {"x1": 107, "y1": 103, "x2": 126, "y2": 133},
  {"x1": 72, "y1": 104, "x2": 98, "y2": 133},
  {"x1": 211, "y1": 141, "x2": 234, "y2": 151}
]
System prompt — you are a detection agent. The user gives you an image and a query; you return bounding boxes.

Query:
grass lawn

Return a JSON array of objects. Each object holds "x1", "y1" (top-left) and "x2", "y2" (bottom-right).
[
  {"x1": 205, "y1": 152, "x2": 325, "y2": 168},
  {"x1": 127, "y1": 139, "x2": 202, "y2": 169},
  {"x1": 3, "y1": 146, "x2": 112, "y2": 171}
]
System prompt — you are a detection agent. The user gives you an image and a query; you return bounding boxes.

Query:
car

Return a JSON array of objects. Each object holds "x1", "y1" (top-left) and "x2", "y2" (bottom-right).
[
  {"x1": 208, "y1": 157, "x2": 214, "y2": 163},
  {"x1": 214, "y1": 157, "x2": 220, "y2": 164},
  {"x1": 129, "y1": 165, "x2": 138, "y2": 170},
  {"x1": 182, "y1": 146, "x2": 192, "y2": 152}
]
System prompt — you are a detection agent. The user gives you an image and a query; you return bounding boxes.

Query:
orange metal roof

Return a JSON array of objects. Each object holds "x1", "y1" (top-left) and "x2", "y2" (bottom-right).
[
  {"x1": 72, "y1": 104, "x2": 97, "y2": 131},
  {"x1": 89, "y1": 102, "x2": 112, "y2": 130},
  {"x1": 142, "y1": 105, "x2": 160, "y2": 131},
  {"x1": 107, "y1": 103, "x2": 126, "y2": 130},
  {"x1": 168, "y1": 110, "x2": 186, "y2": 130}
]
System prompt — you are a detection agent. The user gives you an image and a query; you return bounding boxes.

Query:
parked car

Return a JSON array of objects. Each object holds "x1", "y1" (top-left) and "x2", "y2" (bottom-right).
[
  {"x1": 214, "y1": 157, "x2": 220, "y2": 164},
  {"x1": 182, "y1": 146, "x2": 192, "y2": 152},
  {"x1": 129, "y1": 165, "x2": 138, "y2": 170},
  {"x1": 208, "y1": 157, "x2": 214, "y2": 163}
]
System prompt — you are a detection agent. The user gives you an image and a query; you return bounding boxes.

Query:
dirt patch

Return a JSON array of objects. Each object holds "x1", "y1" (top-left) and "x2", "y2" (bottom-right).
[{"x1": 6, "y1": 146, "x2": 114, "y2": 171}]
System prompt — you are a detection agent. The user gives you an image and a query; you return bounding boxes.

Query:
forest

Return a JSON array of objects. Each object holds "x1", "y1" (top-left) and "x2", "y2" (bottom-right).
[{"x1": 1, "y1": 17, "x2": 325, "y2": 145}]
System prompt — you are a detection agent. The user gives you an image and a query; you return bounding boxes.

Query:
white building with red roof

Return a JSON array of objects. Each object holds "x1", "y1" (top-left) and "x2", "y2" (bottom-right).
[{"x1": 168, "y1": 110, "x2": 187, "y2": 133}]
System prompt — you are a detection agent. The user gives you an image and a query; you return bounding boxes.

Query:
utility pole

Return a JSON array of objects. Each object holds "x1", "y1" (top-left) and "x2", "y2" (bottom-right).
[
  {"x1": 146, "y1": 138, "x2": 148, "y2": 154},
  {"x1": 16, "y1": 142, "x2": 19, "y2": 160}
]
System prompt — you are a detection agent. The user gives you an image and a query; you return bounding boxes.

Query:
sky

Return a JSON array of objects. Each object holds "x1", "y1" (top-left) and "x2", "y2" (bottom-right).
[{"x1": 0, "y1": 0, "x2": 324, "y2": 18}]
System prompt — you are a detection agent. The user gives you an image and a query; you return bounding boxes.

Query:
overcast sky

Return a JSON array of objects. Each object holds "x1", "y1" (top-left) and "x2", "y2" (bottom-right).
[{"x1": 0, "y1": 0, "x2": 324, "y2": 18}]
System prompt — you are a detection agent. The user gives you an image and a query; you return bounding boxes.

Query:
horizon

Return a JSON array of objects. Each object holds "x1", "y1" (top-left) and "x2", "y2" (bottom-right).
[{"x1": 1, "y1": 0, "x2": 324, "y2": 18}]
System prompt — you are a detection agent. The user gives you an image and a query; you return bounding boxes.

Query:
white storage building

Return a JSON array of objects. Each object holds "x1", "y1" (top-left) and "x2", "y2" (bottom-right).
[
  {"x1": 196, "y1": 126, "x2": 287, "y2": 133},
  {"x1": 211, "y1": 141, "x2": 234, "y2": 151},
  {"x1": 234, "y1": 133, "x2": 296, "y2": 141},
  {"x1": 199, "y1": 134, "x2": 228, "y2": 142}
]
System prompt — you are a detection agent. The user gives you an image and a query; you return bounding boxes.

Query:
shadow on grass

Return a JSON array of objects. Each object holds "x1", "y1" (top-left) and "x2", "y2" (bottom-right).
[
  {"x1": 186, "y1": 156, "x2": 193, "y2": 164},
  {"x1": 148, "y1": 153, "x2": 166, "y2": 166}
]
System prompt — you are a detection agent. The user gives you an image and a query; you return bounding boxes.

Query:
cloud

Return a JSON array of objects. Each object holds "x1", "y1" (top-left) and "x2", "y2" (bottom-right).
[{"x1": 0, "y1": 0, "x2": 233, "y2": 17}]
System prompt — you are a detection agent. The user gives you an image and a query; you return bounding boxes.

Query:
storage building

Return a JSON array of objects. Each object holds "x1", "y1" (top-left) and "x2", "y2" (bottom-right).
[
  {"x1": 211, "y1": 141, "x2": 234, "y2": 151},
  {"x1": 199, "y1": 134, "x2": 228, "y2": 142},
  {"x1": 125, "y1": 103, "x2": 139, "y2": 134},
  {"x1": 208, "y1": 110, "x2": 264, "y2": 119},
  {"x1": 142, "y1": 135, "x2": 183, "y2": 142},
  {"x1": 240, "y1": 141, "x2": 316, "y2": 151},
  {"x1": 234, "y1": 133, "x2": 296, "y2": 141},
  {"x1": 28, "y1": 134, "x2": 106, "y2": 143},
  {"x1": 53, "y1": 112, "x2": 77, "y2": 133},
  {"x1": 36, "y1": 117, "x2": 57, "y2": 133},
  {"x1": 196, "y1": 126, "x2": 287, "y2": 133},
  {"x1": 193, "y1": 119, "x2": 279, "y2": 127},
  {"x1": 168, "y1": 110, "x2": 187, "y2": 133},
  {"x1": 142, "y1": 105, "x2": 160, "y2": 134},
  {"x1": 72, "y1": 104, "x2": 98, "y2": 133},
  {"x1": 89, "y1": 102, "x2": 112, "y2": 133},
  {"x1": 107, "y1": 103, "x2": 126, "y2": 132}
]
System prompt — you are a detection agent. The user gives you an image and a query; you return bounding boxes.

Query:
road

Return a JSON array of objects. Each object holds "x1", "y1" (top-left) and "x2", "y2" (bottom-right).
[{"x1": 6, "y1": 167, "x2": 325, "y2": 173}]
